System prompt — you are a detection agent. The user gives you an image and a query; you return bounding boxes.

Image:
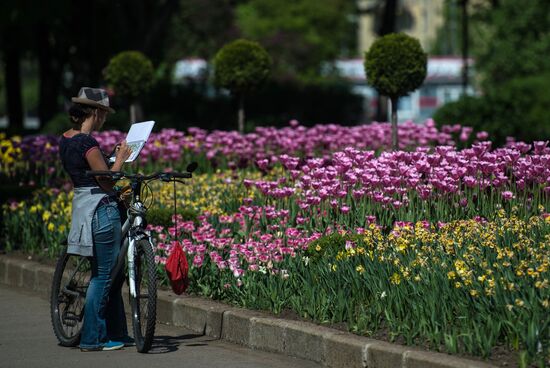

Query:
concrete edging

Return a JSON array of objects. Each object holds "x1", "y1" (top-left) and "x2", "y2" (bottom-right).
[{"x1": 0, "y1": 255, "x2": 498, "y2": 368}]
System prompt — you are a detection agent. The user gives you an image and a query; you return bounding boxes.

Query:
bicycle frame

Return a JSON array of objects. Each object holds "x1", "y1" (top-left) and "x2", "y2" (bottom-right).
[
  {"x1": 109, "y1": 177, "x2": 153, "y2": 298},
  {"x1": 91, "y1": 164, "x2": 197, "y2": 295}
]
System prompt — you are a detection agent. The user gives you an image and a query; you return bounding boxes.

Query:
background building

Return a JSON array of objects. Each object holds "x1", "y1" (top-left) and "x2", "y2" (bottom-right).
[
  {"x1": 336, "y1": 57, "x2": 475, "y2": 123},
  {"x1": 357, "y1": 0, "x2": 446, "y2": 55}
]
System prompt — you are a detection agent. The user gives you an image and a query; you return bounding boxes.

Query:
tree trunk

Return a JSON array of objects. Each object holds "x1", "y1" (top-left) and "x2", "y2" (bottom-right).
[
  {"x1": 461, "y1": 0, "x2": 469, "y2": 96},
  {"x1": 375, "y1": 0, "x2": 397, "y2": 122},
  {"x1": 376, "y1": 95, "x2": 389, "y2": 122},
  {"x1": 378, "y1": 0, "x2": 398, "y2": 36},
  {"x1": 36, "y1": 24, "x2": 63, "y2": 126},
  {"x1": 130, "y1": 102, "x2": 144, "y2": 124},
  {"x1": 237, "y1": 94, "x2": 245, "y2": 133},
  {"x1": 3, "y1": 26, "x2": 24, "y2": 135},
  {"x1": 391, "y1": 96, "x2": 398, "y2": 151}
]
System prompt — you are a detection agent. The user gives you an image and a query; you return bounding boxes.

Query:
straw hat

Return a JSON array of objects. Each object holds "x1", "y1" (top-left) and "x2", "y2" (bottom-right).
[{"x1": 71, "y1": 87, "x2": 115, "y2": 113}]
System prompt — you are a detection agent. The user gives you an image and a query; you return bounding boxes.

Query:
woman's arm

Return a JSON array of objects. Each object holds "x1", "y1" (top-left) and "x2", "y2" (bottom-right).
[{"x1": 86, "y1": 141, "x2": 132, "y2": 191}]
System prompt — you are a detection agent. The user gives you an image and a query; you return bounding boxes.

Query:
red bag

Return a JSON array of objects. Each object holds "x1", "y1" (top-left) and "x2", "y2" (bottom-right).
[{"x1": 164, "y1": 242, "x2": 189, "y2": 295}]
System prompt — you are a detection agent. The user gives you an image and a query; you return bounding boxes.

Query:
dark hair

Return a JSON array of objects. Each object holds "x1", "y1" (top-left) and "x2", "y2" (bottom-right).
[{"x1": 68, "y1": 103, "x2": 97, "y2": 128}]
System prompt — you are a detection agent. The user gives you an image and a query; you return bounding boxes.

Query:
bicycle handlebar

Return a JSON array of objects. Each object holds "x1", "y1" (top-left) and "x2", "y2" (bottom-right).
[{"x1": 85, "y1": 170, "x2": 192, "y2": 181}]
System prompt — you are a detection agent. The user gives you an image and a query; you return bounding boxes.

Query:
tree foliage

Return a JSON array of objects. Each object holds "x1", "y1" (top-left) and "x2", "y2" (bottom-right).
[
  {"x1": 364, "y1": 33, "x2": 427, "y2": 99},
  {"x1": 472, "y1": 0, "x2": 550, "y2": 89},
  {"x1": 433, "y1": 0, "x2": 550, "y2": 144},
  {"x1": 213, "y1": 39, "x2": 272, "y2": 133},
  {"x1": 235, "y1": 0, "x2": 356, "y2": 80},
  {"x1": 364, "y1": 32, "x2": 426, "y2": 150},
  {"x1": 167, "y1": 0, "x2": 241, "y2": 61},
  {"x1": 213, "y1": 39, "x2": 272, "y2": 95},
  {"x1": 104, "y1": 51, "x2": 154, "y2": 102}
]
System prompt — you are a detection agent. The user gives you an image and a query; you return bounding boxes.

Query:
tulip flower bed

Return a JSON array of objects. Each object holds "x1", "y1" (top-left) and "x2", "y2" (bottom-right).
[
  {"x1": 1, "y1": 122, "x2": 549, "y2": 365},
  {"x1": 154, "y1": 211, "x2": 549, "y2": 363},
  {"x1": 1, "y1": 120, "x2": 470, "y2": 184}
]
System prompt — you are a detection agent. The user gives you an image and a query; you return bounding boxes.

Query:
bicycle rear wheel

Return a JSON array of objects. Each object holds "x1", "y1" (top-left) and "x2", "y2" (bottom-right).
[
  {"x1": 50, "y1": 249, "x2": 91, "y2": 346},
  {"x1": 130, "y1": 239, "x2": 157, "y2": 353}
]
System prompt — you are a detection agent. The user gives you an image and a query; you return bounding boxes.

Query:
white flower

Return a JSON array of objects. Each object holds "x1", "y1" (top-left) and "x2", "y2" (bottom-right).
[{"x1": 380, "y1": 291, "x2": 387, "y2": 299}]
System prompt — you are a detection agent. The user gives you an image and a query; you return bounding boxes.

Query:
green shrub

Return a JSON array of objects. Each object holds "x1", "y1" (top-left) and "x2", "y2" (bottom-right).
[
  {"x1": 487, "y1": 73, "x2": 550, "y2": 143},
  {"x1": 104, "y1": 51, "x2": 154, "y2": 102},
  {"x1": 213, "y1": 39, "x2": 272, "y2": 95},
  {"x1": 306, "y1": 232, "x2": 364, "y2": 261},
  {"x1": 432, "y1": 95, "x2": 491, "y2": 145},
  {"x1": 213, "y1": 38, "x2": 272, "y2": 132},
  {"x1": 434, "y1": 73, "x2": 550, "y2": 145},
  {"x1": 364, "y1": 33, "x2": 427, "y2": 99},
  {"x1": 364, "y1": 33, "x2": 427, "y2": 149},
  {"x1": 146, "y1": 207, "x2": 198, "y2": 228}
]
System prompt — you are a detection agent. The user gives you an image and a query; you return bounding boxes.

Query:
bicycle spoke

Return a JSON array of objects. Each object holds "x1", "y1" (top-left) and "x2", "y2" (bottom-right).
[{"x1": 51, "y1": 251, "x2": 91, "y2": 347}]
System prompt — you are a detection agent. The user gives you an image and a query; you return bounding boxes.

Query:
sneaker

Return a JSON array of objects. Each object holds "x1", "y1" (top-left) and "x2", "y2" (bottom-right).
[
  {"x1": 119, "y1": 336, "x2": 136, "y2": 347},
  {"x1": 101, "y1": 340, "x2": 125, "y2": 351},
  {"x1": 80, "y1": 340, "x2": 124, "y2": 352}
]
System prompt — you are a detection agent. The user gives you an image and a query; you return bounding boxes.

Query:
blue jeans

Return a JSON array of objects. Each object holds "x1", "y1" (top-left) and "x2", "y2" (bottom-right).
[{"x1": 80, "y1": 203, "x2": 128, "y2": 349}]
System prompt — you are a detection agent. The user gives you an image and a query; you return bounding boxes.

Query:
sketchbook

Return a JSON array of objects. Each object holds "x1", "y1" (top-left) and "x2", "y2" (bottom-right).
[{"x1": 109, "y1": 120, "x2": 155, "y2": 163}]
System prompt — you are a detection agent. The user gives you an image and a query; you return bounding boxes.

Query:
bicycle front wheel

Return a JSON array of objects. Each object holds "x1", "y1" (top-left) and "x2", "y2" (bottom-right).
[
  {"x1": 130, "y1": 239, "x2": 157, "y2": 353},
  {"x1": 50, "y1": 249, "x2": 91, "y2": 346}
]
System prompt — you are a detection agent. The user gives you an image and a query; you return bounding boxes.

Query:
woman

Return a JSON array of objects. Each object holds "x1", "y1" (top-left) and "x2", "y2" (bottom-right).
[{"x1": 60, "y1": 87, "x2": 133, "y2": 351}]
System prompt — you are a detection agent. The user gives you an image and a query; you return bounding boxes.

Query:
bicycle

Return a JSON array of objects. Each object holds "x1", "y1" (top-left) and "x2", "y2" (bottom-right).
[{"x1": 50, "y1": 162, "x2": 197, "y2": 353}]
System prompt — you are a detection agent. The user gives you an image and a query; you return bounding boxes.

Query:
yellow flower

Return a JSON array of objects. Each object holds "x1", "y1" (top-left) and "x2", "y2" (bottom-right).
[
  {"x1": 356, "y1": 265, "x2": 365, "y2": 274},
  {"x1": 315, "y1": 244, "x2": 321, "y2": 252},
  {"x1": 42, "y1": 211, "x2": 51, "y2": 222},
  {"x1": 469, "y1": 289, "x2": 479, "y2": 297},
  {"x1": 542, "y1": 300, "x2": 549, "y2": 308},
  {"x1": 447, "y1": 271, "x2": 456, "y2": 280},
  {"x1": 59, "y1": 224, "x2": 66, "y2": 233},
  {"x1": 390, "y1": 272, "x2": 401, "y2": 285},
  {"x1": 47, "y1": 223, "x2": 55, "y2": 232},
  {"x1": 514, "y1": 299, "x2": 524, "y2": 307}
]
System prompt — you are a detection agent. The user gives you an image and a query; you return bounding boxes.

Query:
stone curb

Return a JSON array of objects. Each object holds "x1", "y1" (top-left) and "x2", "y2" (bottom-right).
[{"x1": 0, "y1": 255, "x2": 498, "y2": 368}]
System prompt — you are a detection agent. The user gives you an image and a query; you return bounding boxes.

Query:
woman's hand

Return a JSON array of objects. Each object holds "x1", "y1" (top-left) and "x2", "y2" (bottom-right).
[
  {"x1": 115, "y1": 141, "x2": 132, "y2": 164},
  {"x1": 86, "y1": 141, "x2": 131, "y2": 191}
]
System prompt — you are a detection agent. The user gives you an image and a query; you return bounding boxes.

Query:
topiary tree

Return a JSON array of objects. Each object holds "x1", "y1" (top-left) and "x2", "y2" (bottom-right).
[
  {"x1": 364, "y1": 33, "x2": 427, "y2": 150},
  {"x1": 104, "y1": 50, "x2": 154, "y2": 123},
  {"x1": 213, "y1": 39, "x2": 271, "y2": 133}
]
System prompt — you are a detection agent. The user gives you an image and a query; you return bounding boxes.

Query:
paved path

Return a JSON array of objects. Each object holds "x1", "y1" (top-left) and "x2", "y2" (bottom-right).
[{"x1": 0, "y1": 284, "x2": 320, "y2": 368}]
